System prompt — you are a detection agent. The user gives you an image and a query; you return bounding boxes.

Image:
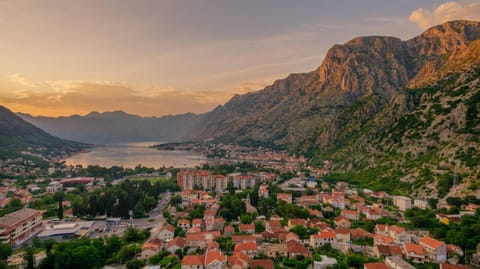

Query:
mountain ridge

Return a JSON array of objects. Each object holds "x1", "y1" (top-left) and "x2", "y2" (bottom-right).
[{"x1": 0, "y1": 105, "x2": 88, "y2": 160}]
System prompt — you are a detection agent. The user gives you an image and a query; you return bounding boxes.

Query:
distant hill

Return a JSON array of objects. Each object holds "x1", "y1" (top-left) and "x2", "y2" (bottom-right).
[
  {"x1": 0, "y1": 105, "x2": 88, "y2": 160},
  {"x1": 18, "y1": 110, "x2": 203, "y2": 144}
]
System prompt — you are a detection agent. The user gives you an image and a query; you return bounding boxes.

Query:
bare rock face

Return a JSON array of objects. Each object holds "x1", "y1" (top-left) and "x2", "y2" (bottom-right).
[{"x1": 196, "y1": 20, "x2": 480, "y2": 155}]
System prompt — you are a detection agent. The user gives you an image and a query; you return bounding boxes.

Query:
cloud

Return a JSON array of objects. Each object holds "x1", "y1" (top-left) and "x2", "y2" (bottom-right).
[
  {"x1": 0, "y1": 74, "x2": 273, "y2": 117},
  {"x1": 409, "y1": 1, "x2": 480, "y2": 29}
]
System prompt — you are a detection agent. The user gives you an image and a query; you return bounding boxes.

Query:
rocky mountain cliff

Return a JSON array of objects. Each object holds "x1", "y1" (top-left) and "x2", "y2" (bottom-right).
[{"x1": 196, "y1": 20, "x2": 480, "y2": 198}]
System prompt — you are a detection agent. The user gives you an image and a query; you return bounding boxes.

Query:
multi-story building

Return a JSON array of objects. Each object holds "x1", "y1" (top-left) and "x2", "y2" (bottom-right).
[
  {"x1": 0, "y1": 208, "x2": 43, "y2": 245},
  {"x1": 419, "y1": 236, "x2": 447, "y2": 263},
  {"x1": 393, "y1": 196, "x2": 412, "y2": 212}
]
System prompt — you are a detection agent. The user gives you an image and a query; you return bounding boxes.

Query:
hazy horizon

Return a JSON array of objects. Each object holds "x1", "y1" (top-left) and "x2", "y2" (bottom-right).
[{"x1": 1, "y1": 1, "x2": 480, "y2": 117}]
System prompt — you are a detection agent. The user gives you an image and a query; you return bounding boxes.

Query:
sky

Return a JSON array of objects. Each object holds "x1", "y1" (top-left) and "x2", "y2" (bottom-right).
[{"x1": 1, "y1": 0, "x2": 480, "y2": 117}]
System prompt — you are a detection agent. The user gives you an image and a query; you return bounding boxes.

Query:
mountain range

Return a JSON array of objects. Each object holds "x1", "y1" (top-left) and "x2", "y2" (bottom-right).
[
  {"x1": 18, "y1": 110, "x2": 203, "y2": 144},
  {"x1": 17, "y1": 20, "x2": 480, "y2": 198},
  {"x1": 0, "y1": 106, "x2": 88, "y2": 160}
]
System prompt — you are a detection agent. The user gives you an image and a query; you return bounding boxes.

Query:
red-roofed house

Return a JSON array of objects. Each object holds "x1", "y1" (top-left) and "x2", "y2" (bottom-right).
[
  {"x1": 277, "y1": 193, "x2": 292, "y2": 204},
  {"x1": 287, "y1": 241, "x2": 311, "y2": 258},
  {"x1": 374, "y1": 234, "x2": 394, "y2": 246},
  {"x1": 205, "y1": 249, "x2": 226, "y2": 269},
  {"x1": 178, "y1": 218, "x2": 190, "y2": 232},
  {"x1": 419, "y1": 236, "x2": 446, "y2": 263},
  {"x1": 167, "y1": 236, "x2": 186, "y2": 254},
  {"x1": 288, "y1": 218, "x2": 307, "y2": 229},
  {"x1": 404, "y1": 243, "x2": 425, "y2": 263},
  {"x1": 186, "y1": 233, "x2": 207, "y2": 250},
  {"x1": 266, "y1": 220, "x2": 283, "y2": 233},
  {"x1": 285, "y1": 232, "x2": 300, "y2": 244},
  {"x1": 228, "y1": 252, "x2": 249, "y2": 269},
  {"x1": 224, "y1": 225, "x2": 235, "y2": 237},
  {"x1": 310, "y1": 231, "x2": 336, "y2": 248},
  {"x1": 181, "y1": 255, "x2": 205, "y2": 269},
  {"x1": 334, "y1": 216, "x2": 351, "y2": 229},
  {"x1": 350, "y1": 228, "x2": 374, "y2": 240},
  {"x1": 258, "y1": 184, "x2": 269, "y2": 198},
  {"x1": 157, "y1": 224, "x2": 175, "y2": 242},
  {"x1": 341, "y1": 209, "x2": 359, "y2": 220},
  {"x1": 234, "y1": 241, "x2": 257, "y2": 258},
  {"x1": 335, "y1": 228, "x2": 350, "y2": 243},
  {"x1": 140, "y1": 239, "x2": 162, "y2": 259},
  {"x1": 239, "y1": 223, "x2": 255, "y2": 234}
]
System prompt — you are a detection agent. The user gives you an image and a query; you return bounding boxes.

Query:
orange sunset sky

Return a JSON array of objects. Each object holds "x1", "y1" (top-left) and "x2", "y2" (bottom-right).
[{"x1": 1, "y1": 1, "x2": 479, "y2": 117}]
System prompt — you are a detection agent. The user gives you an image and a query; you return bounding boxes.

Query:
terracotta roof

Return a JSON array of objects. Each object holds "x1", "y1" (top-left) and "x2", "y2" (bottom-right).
[
  {"x1": 420, "y1": 236, "x2": 445, "y2": 249},
  {"x1": 181, "y1": 255, "x2": 204, "y2": 266},
  {"x1": 228, "y1": 252, "x2": 249, "y2": 266},
  {"x1": 389, "y1": 225, "x2": 406, "y2": 234},
  {"x1": 376, "y1": 244, "x2": 402, "y2": 256},
  {"x1": 350, "y1": 228, "x2": 374, "y2": 239},
  {"x1": 160, "y1": 224, "x2": 175, "y2": 233},
  {"x1": 313, "y1": 231, "x2": 336, "y2": 239},
  {"x1": 167, "y1": 236, "x2": 186, "y2": 249},
  {"x1": 250, "y1": 259, "x2": 274, "y2": 269},
  {"x1": 178, "y1": 219, "x2": 190, "y2": 225},
  {"x1": 234, "y1": 241, "x2": 257, "y2": 252},
  {"x1": 186, "y1": 233, "x2": 205, "y2": 241},
  {"x1": 334, "y1": 216, "x2": 350, "y2": 222},
  {"x1": 239, "y1": 223, "x2": 255, "y2": 231},
  {"x1": 205, "y1": 249, "x2": 226, "y2": 266},
  {"x1": 224, "y1": 225, "x2": 235, "y2": 232},
  {"x1": 289, "y1": 219, "x2": 306, "y2": 226},
  {"x1": 374, "y1": 234, "x2": 394, "y2": 244},
  {"x1": 335, "y1": 228, "x2": 350, "y2": 235},
  {"x1": 287, "y1": 242, "x2": 311, "y2": 257},
  {"x1": 404, "y1": 243, "x2": 424, "y2": 255},
  {"x1": 285, "y1": 232, "x2": 299, "y2": 242},
  {"x1": 364, "y1": 262, "x2": 389, "y2": 269}
]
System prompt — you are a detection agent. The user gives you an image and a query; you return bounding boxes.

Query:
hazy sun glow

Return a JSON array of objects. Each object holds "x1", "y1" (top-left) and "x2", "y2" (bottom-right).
[{"x1": 0, "y1": 0, "x2": 477, "y2": 116}]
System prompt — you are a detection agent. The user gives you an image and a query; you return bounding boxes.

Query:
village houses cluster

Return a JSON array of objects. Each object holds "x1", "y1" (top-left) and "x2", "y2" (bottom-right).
[{"x1": 134, "y1": 169, "x2": 476, "y2": 269}]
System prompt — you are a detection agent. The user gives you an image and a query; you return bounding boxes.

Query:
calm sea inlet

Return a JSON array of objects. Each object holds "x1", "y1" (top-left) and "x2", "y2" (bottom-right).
[{"x1": 64, "y1": 142, "x2": 205, "y2": 168}]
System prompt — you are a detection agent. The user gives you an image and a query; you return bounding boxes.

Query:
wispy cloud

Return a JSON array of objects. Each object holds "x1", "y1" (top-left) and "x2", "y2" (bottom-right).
[
  {"x1": 409, "y1": 1, "x2": 480, "y2": 29},
  {"x1": 0, "y1": 74, "x2": 272, "y2": 117}
]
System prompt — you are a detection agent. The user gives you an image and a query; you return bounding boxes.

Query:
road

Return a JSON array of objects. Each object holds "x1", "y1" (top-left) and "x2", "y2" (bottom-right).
[{"x1": 88, "y1": 191, "x2": 171, "y2": 239}]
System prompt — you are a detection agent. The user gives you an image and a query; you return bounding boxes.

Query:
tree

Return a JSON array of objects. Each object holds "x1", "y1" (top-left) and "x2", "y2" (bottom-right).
[
  {"x1": 0, "y1": 243, "x2": 12, "y2": 260},
  {"x1": 227, "y1": 182, "x2": 235, "y2": 195},
  {"x1": 126, "y1": 259, "x2": 145, "y2": 269},
  {"x1": 134, "y1": 201, "x2": 146, "y2": 218},
  {"x1": 54, "y1": 191, "x2": 65, "y2": 220},
  {"x1": 24, "y1": 247, "x2": 34, "y2": 269}
]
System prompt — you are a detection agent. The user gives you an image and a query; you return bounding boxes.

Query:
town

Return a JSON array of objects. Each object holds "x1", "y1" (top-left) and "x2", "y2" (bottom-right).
[{"x1": 0, "y1": 150, "x2": 478, "y2": 269}]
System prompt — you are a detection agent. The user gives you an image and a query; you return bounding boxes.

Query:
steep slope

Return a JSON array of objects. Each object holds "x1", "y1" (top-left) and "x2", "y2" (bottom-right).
[
  {"x1": 0, "y1": 106, "x2": 88, "y2": 159},
  {"x1": 195, "y1": 20, "x2": 480, "y2": 198},
  {"x1": 197, "y1": 21, "x2": 480, "y2": 155},
  {"x1": 19, "y1": 111, "x2": 203, "y2": 144}
]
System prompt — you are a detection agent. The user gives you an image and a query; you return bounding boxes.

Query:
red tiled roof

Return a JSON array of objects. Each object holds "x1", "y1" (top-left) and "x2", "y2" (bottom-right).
[
  {"x1": 205, "y1": 249, "x2": 226, "y2": 266},
  {"x1": 287, "y1": 242, "x2": 311, "y2": 257},
  {"x1": 234, "y1": 241, "x2": 257, "y2": 252},
  {"x1": 250, "y1": 259, "x2": 274, "y2": 269},
  {"x1": 335, "y1": 228, "x2": 350, "y2": 235},
  {"x1": 239, "y1": 223, "x2": 255, "y2": 231},
  {"x1": 181, "y1": 255, "x2": 204, "y2": 266},
  {"x1": 404, "y1": 243, "x2": 424, "y2": 255},
  {"x1": 167, "y1": 236, "x2": 186, "y2": 249},
  {"x1": 364, "y1": 262, "x2": 389, "y2": 269},
  {"x1": 420, "y1": 236, "x2": 445, "y2": 249}
]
